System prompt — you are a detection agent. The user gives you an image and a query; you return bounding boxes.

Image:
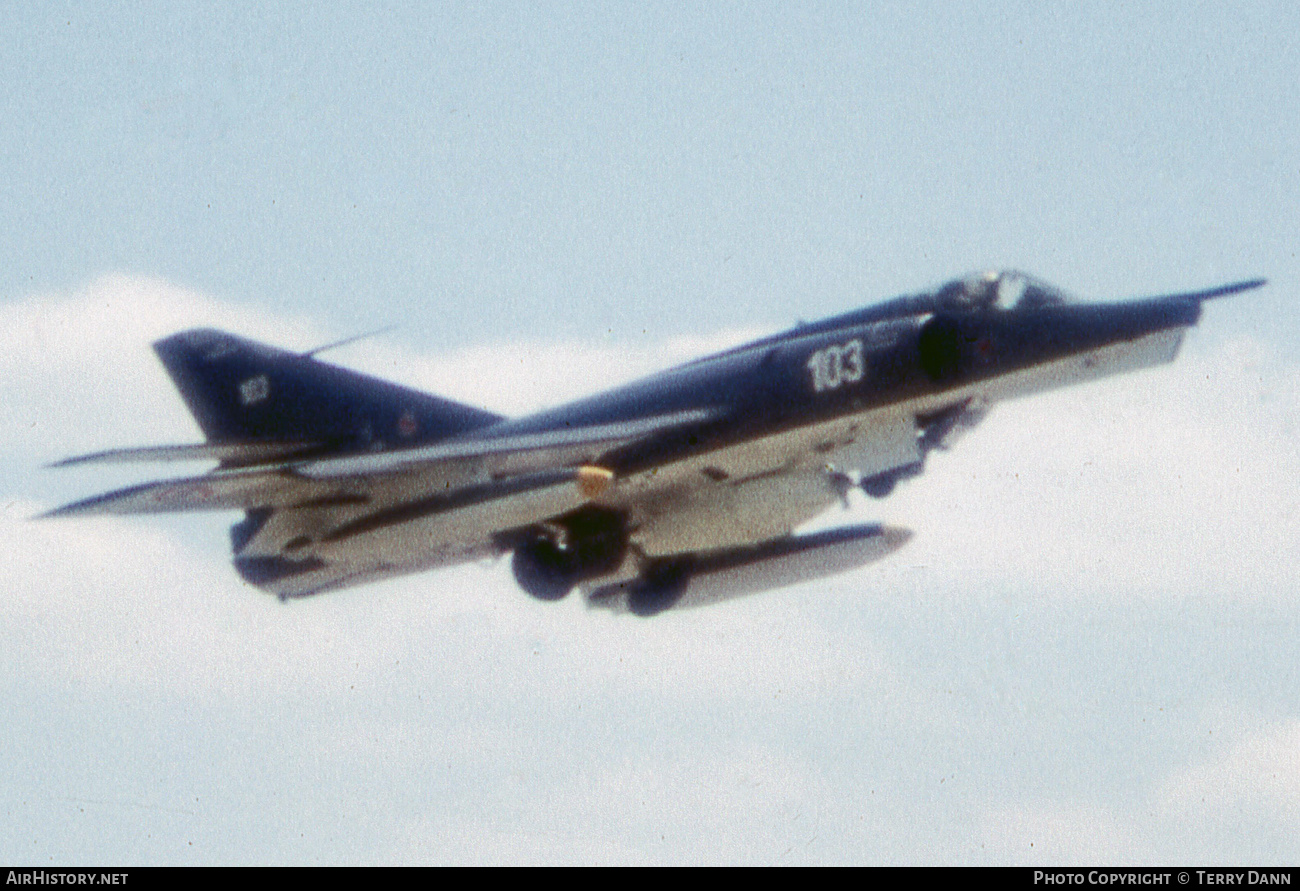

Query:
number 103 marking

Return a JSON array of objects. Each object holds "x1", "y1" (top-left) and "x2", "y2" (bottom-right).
[{"x1": 806, "y1": 338, "x2": 865, "y2": 392}]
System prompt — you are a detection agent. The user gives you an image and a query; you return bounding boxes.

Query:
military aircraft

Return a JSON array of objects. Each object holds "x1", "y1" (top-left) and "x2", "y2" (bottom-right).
[{"x1": 45, "y1": 270, "x2": 1262, "y2": 615}]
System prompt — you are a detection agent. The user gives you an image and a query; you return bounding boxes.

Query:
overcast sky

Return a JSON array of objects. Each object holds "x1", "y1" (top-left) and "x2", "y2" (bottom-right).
[{"x1": 2, "y1": 2, "x2": 1298, "y2": 865}]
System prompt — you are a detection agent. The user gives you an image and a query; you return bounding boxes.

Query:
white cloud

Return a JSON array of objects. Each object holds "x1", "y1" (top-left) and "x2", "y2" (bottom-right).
[
  {"x1": 970, "y1": 716, "x2": 1300, "y2": 865},
  {"x1": 1163, "y1": 719, "x2": 1300, "y2": 814},
  {"x1": 388, "y1": 745, "x2": 829, "y2": 865},
  {"x1": 389, "y1": 820, "x2": 651, "y2": 867},
  {"x1": 4, "y1": 493, "x2": 898, "y2": 704},
  {"x1": 881, "y1": 337, "x2": 1300, "y2": 601},
  {"x1": 975, "y1": 803, "x2": 1148, "y2": 865},
  {"x1": 0, "y1": 276, "x2": 329, "y2": 458},
  {"x1": 1, "y1": 500, "x2": 378, "y2": 697}
]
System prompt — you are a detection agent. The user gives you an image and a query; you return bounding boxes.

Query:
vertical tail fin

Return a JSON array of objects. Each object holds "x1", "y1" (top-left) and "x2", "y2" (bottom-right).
[{"x1": 153, "y1": 329, "x2": 504, "y2": 451}]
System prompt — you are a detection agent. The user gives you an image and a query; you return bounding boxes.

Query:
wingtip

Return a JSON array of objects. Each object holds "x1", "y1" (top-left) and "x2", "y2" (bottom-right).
[
  {"x1": 34, "y1": 503, "x2": 78, "y2": 520},
  {"x1": 35, "y1": 497, "x2": 108, "y2": 519}
]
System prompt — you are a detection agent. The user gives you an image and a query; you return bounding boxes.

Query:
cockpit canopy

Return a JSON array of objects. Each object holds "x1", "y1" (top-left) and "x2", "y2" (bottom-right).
[
  {"x1": 708, "y1": 270, "x2": 1081, "y2": 364},
  {"x1": 934, "y1": 270, "x2": 1076, "y2": 312}
]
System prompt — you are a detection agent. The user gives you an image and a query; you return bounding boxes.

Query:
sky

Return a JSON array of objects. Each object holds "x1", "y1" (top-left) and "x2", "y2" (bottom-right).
[{"x1": 1, "y1": 1, "x2": 1298, "y2": 865}]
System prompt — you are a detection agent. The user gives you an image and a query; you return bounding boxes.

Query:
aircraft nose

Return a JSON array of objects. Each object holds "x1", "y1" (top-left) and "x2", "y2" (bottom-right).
[
  {"x1": 1035, "y1": 292, "x2": 1205, "y2": 352},
  {"x1": 1102, "y1": 276, "x2": 1266, "y2": 337},
  {"x1": 1080, "y1": 292, "x2": 1204, "y2": 340}
]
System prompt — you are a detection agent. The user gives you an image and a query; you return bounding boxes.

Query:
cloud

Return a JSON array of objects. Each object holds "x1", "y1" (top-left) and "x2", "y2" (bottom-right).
[
  {"x1": 0, "y1": 500, "x2": 432, "y2": 698},
  {"x1": 388, "y1": 745, "x2": 829, "y2": 865},
  {"x1": 4, "y1": 493, "x2": 899, "y2": 706},
  {"x1": 957, "y1": 717, "x2": 1300, "y2": 865},
  {"x1": 0, "y1": 276, "x2": 331, "y2": 459},
  {"x1": 1164, "y1": 719, "x2": 1300, "y2": 814},
  {"x1": 881, "y1": 336, "x2": 1300, "y2": 601},
  {"x1": 975, "y1": 803, "x2": 1147, "y2": 865}
]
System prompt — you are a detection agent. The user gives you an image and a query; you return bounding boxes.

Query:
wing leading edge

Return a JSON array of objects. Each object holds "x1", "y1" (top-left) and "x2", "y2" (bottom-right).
[{"x1": 44, "y1": 408, "x2": 706, "y2": 518}]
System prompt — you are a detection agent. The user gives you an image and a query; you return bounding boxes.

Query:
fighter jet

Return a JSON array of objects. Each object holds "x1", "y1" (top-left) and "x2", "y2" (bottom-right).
[{"x1": 45, "y1": 271, "x2": 1262, "y2": 615}]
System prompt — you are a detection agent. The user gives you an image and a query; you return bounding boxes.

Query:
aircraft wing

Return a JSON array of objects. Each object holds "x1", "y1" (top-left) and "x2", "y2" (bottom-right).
[
  {"x1": 292, "y1": 407, "x2": 716, "y2": 479},
  {"x1": 41, "y1": 464, "x2": 310, "y2": 517},
  {"x1": 44, "y1": 408, "x2": 714, "y2": 518},
  {"x1": 46, "y1": 440, "x2": 320, "y2": 468},
  {"x1": 45, "y1": 408, "x2": 720, "y2": 597}
]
